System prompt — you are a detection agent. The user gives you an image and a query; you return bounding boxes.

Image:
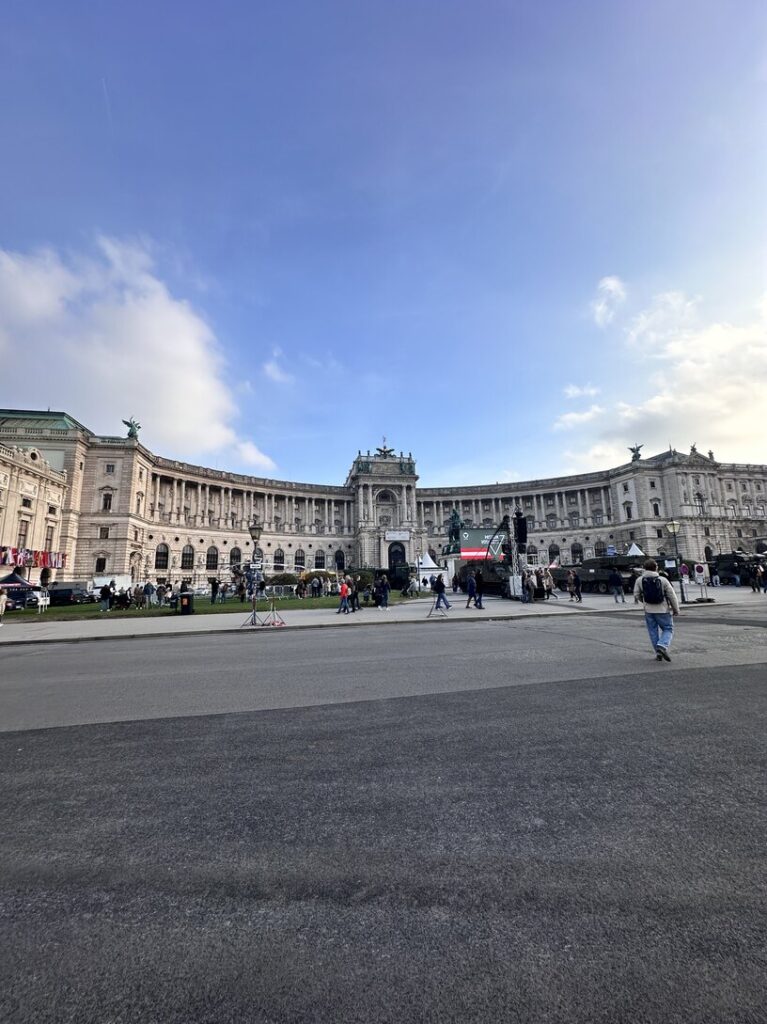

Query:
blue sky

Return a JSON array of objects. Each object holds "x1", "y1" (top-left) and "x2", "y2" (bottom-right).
[{"x1": 1, "y1": 1, "x2": 765, "y2": 485}]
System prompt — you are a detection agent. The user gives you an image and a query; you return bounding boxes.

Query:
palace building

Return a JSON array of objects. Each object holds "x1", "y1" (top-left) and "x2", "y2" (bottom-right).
[{"x1": 1, "y1": 409, "x2": 765, "y2": 586}]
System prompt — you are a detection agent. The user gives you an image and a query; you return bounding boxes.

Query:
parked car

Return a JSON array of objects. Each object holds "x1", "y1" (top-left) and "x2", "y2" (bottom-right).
[{"x1": 48, "y1": 587, "x2": 94, "y2": 606}]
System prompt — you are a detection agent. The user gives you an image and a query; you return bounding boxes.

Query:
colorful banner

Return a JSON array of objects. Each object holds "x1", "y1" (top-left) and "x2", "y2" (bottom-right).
[{"x1": 0, "y1": 547, "x2": 67, "y2": 569}]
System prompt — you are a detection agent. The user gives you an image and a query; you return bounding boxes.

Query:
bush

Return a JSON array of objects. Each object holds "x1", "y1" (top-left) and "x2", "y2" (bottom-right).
[{"x1": 267, "y1": 572, "x2": 298, "y2": 586}]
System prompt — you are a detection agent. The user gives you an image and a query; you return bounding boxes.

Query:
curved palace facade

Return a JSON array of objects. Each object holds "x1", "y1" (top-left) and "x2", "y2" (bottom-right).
[{"x1": 1, "y1": 409, "x2": 765, "y2": 585}]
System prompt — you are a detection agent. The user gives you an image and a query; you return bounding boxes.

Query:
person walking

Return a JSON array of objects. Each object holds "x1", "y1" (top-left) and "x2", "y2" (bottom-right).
[
  {"x1": 337, "y1": 579, "x2": 350, "y2": 614},
  {"x1": 465, "y1": 571, "x2": 477, "y2": 609},
  {"x1": 99, "y1": 582, "x2": 111, "y2": 612},
  {"x1": 380, "y1": 574, "x2": 391, "y2": 609},
  {"x1": 608, "y1": 568, "x2": 625, "y2": 603},
  {"x1": 573, "y1": 570, "x2": 583, "y2": 603},
  {"x1": 451, "y1": 574, "x2": 459, "y2": 593},
  {"x1": 0, "y1": 587, "x2": 7, "y2": 627},
  {"x1": 434, "y1": 573, "x2": 451, "y2": 611},
  {"x1": 634, "y1": 558, "x2": 680, "y2": 662},
  {"x1": 210, "y1": 578, "x2": 219, "y2": 605},
  {"x1": 474, "y1": 569, "x2": 484, "y2": 609},
  {"x1": 543, "y1": 568, "x2": 558, "y2": 599},
  {"x1": 567, "y1": 570, "x2": 576, "y2": 601}
]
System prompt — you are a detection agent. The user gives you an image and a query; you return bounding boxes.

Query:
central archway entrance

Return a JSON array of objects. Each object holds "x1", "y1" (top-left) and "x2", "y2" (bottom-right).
[{"x1": 387, "y1": 541, "x2": 407, "y2": 584}]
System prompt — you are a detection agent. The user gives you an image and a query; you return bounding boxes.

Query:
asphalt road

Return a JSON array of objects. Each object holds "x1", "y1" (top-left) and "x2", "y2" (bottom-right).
[{"x1": 1, "y1": 617, "x2": 766, "y2": 1023}]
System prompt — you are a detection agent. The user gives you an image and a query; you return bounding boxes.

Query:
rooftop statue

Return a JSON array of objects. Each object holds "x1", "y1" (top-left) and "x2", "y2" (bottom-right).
[
  {"x1": 628, "y1": 443, "x2": 643, "y2": 462},
  {"x1": 122, "y1": 417, "x2": 141, "y2": 439},
  {"x1": 375, "y1": 436, "x2": 396, "y2": 458}
]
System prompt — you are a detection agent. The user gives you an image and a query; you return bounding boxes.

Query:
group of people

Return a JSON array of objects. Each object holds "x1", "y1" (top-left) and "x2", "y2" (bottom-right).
[
  {"x1": 98, "y1": 579, "x2": 191, "y2": 611},
  {"x1": 337, "y1": 575, "x2": 392, "y2": 613},
  {"x1": 519, "y1": 567, "x2": 565, "y2": 603}
]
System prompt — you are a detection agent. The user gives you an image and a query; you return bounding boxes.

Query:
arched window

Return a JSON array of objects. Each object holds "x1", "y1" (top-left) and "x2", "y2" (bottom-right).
[
  {"x1": 181, "y1": 544, "x2": 194, "y2": 570},
  {"x1": 273, "y1": 548, "x2": 285, "y2": 571},
  {"x1": 335, "y1": 549, "x2": 345, "y2": 571},
  {"x1": 314, "y1": 550, "x2": 325, "y2": 569},
  {"x1": 155, "y1": 543, "x2": 169, "y2": 570},
  {"x1": 525, "y1": 544, "x2": 538, "y2": 564},
  {"x1": 229, "y1": 547, "x2": 242, "y2": 568},
  {"x1": 206, "y1": 546, "x2": 219, "y2": 571},
  {"x1": 294, "y1": 548, "x2": 306, "y2": 570},
  {"x1": 548, "y1": 543, "x2": 561, "y2": 563},
  {"x1": 571, "y1": 542, "x2": 584, "y2": 563},
  {"x1": 255, "y1": 547, "x2": 264, "y2": 562},
  {"x1": 594, "y1": 540, "x2": 607, "y2": 557}
]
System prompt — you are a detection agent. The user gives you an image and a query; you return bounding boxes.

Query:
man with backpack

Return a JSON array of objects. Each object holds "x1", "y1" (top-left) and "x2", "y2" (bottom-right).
[{"x1": 633, "y1": 558, "x2": 680, "y2": 662}]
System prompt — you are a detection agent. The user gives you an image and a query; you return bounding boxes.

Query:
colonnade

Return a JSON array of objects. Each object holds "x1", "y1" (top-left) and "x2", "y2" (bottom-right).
[
  {"x1": 149, "y1": 473, "x2": 356, "y2": 534},
  {"x1": 416, "y1": 485, "x2": 613, "y2": 533}
]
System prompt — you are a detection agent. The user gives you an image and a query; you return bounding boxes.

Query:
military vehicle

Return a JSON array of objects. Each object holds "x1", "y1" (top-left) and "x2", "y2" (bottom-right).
[{"x1": 550, "y1": 555, "x2": 649, "y2": 594}]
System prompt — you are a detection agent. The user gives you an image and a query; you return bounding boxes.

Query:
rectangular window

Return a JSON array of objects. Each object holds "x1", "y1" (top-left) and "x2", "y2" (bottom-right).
[
  {"x1": 650, "y1": 480, "x2": 656, "y2": 489},
  {"x1": 99, "y1": 526, "x2": 110, "y2": 539},
  {"x1": 105, "y1": 463, "x2": 115, "y2": 474},
  {"x1": 102, "y1": 493, "x2": 112, "y2": 511},
  {"x1": 623, "y1": 483, "x2": 629, "y2": 492},
  {"x1": 17, "y1": 520, "x2": 29, "y2": 548},
  {"x1": 21, "y1": 497, "x2": 32, "y2": 508},
  {"x1": 134, "y1": 529, "x2": 139, "y2": 541},
  {"x1": 48, "y1": 505, "x2": 57, "y2": 515},
  {"x1": 95, "y1": 557, "x2": 107, "y2": 573},
  {"x1": 45, "y1": 525, "x2": 55, "y2": 549},
  {"x1": 736, "y1": 529, "x2": 743, "y2": 538},
  {"x1": 139, "y1": 469, "x2": 144, "y2": 481},
  {"x1": 704, "y1": 527, "x2": 711, "y2": 536},
  {"x1": 625, "y1": 507, "x2": 632, "y2": 520},
  {"x1": 629, "y1": 531, "x2": 635, "y2": 540},
  {"x1": 656, "y1": 529, "x2": 663, "y2": 538}
]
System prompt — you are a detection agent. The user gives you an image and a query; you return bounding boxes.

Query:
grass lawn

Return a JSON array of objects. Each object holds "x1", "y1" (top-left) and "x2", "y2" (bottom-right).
[{"x1": 8, "y1": 592, "x2": 429, "y2": 624}]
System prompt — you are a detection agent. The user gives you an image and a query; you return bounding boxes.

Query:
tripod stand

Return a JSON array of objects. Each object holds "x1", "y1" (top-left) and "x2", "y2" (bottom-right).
[
  {"x1": 427, "y1": 593, "x2": 449, "y2": 617},
  {"x1": 241, "y1": 590, "x2": 286, "y2": 628}
]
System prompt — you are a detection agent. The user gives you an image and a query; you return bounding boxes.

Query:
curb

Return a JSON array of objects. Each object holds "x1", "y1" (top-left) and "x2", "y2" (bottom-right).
[{"x1": 0, "y1": 600, "x2": 726, "y2": 647}]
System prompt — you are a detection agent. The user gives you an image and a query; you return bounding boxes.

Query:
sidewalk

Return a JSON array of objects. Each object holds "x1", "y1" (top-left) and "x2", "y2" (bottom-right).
[{"x1": 0, "y1": 585, "x2": 757, "y2": 646}]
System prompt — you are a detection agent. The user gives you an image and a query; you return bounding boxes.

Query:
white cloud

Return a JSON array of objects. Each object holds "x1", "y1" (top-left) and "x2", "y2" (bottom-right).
[
  {"x1": 559, "y1": 290, "x2": 767, "y2": 472},
  {"x1": 0, "y1": 238, "x2": 276, "y2": 470},
  {"x1": 563, "y1": 383, "x2": 600, "y2": 399},
  {"x1": 590, "y1": 275, "x2": 627, "y2": 327},
  {"x1": 553, "y1": 405, "x2": 605, "y2": 430},
  {"x1": 263, "y1": 360, "x2": 293, "y2": 384},
  {"x1": 626, "y1": 290, "x2": 698, "y2": 347},
  {"x1": 263, "y1": 347, "x2": 294, "y2": 385}
]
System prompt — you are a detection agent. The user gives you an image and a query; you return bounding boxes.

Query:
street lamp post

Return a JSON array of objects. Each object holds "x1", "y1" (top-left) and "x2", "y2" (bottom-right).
[
  {"x1": 244, "y1": 519, "x2": 265, "y2": 625},
  {"x1": 665, "y1": 519, "x2": 687, "y2": 603}
]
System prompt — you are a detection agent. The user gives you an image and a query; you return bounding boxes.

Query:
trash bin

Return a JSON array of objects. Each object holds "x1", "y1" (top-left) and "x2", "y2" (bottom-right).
[{"x1": 179, "y1": 592, "x2": 194, "y2": 615}]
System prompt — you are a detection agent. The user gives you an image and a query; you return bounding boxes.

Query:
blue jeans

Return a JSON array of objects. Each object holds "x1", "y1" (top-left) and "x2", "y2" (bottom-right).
[
  {"x1": 435, "y1": 592, "x2": 450, "y2": 609},
  {"x1": 611, "y1": 586, "x2": 625, "y2": 603},
  {"x1": 645, "y1": 612, "x2": 674, "y2": 651}
]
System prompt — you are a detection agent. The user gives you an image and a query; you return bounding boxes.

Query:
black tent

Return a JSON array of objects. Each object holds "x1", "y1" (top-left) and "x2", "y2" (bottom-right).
[{"x1": 0, "y1": 572, "x2": 40, "y2": 590}]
